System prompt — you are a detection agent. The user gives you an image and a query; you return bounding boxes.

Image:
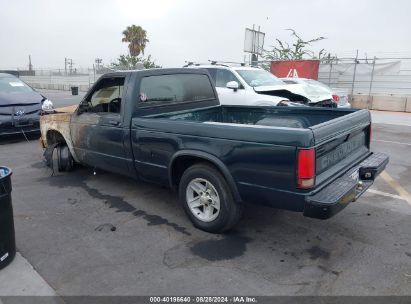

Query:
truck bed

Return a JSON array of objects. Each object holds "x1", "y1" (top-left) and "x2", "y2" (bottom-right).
[
  {"x1": 150, "y1": 105, "x2": 357, "y2": 129},
  {"x1": 141, "y1": 106, "x2": 370, "y2": 148},
  {"x1": 134, "y1": 105, "x2": 371, "y2": 199}
]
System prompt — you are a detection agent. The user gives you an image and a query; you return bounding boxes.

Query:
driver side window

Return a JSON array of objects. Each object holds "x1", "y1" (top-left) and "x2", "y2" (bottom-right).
[{"x1": 86, "y1": 77, "x2": 125, "y2": 113}]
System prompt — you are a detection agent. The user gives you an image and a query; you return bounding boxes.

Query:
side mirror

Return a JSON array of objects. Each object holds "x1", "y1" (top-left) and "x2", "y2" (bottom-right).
[
  {"x1": 226, "y1": 81, "x2": 239, "y2": 91},
  {"x1": 77, "y1": 102, "x2": 88, "y2": 114}
]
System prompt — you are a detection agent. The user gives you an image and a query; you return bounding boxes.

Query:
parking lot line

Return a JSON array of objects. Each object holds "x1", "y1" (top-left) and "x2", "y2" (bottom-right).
[
  {"x1": 380, "y1": 171, "x2": 411, "y2": 206},
  {"x1": 374, "y1": 139, "x2": 411, "y2": 146},
  {"x1": 367, "y1": 189, "x2": 406, "y2": 201}
]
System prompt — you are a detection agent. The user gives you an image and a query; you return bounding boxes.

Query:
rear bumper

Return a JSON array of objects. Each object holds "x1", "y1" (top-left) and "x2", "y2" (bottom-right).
[{"x1": 303, "y1": 152, "x2": 389, "y2": 219}]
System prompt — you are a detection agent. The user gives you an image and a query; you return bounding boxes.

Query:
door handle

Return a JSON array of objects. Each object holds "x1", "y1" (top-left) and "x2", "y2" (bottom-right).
[{"x1": 108, "y1": 120, "x2": 120, "y2": 126}]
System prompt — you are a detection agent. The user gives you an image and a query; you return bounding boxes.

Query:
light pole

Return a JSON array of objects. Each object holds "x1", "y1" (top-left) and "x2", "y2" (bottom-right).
[{"x1": 95, "y1": 58, "x2": 102, "y2": 71}]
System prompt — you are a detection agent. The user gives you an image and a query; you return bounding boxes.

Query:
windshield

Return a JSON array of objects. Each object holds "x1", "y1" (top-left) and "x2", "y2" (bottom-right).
[
  {"x1": 0, "y1": 77, "x2": 33, "y2": 93},
  {"x1": 236, "y1": 69, "x2": 285, "y2": 87}
]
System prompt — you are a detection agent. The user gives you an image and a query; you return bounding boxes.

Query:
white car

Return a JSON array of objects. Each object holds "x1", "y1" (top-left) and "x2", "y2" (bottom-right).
[
  {"x1": 185, "y1": 63, "x2": 336, "y2": 107},
  {"x1": 281, "y1": 77, "x2": 351, "y2": 108}
]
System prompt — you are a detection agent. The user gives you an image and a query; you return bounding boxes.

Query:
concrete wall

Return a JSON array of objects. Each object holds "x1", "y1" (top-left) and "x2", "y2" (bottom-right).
[
  {"x1": 406, "y1": 97, "x2": 411, "y2": 113},
  {"x1": 350, "y1": 95, "x2": 372, "y2": 109},
  {"x1": 371, "y1": 96, "x2": 407, "y2": 112},
  {"x1": 350, "y1": 94, "x2": 411, "y2": 113}
]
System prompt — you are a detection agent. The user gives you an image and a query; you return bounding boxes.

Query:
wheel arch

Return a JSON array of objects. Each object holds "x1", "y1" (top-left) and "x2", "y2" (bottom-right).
[
  {"x1": 169, "y1": 150, "x2": 242, "y2": 203},
  {"x1": 46, "y1": 129, "x2": 66, "y2": 145},
  {"x1": 45, "y1": 129, "x2": 79, "y2": 162}
]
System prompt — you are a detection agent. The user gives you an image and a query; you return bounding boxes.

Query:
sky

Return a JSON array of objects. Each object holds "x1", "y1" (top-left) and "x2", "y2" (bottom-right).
[{"x1": 0, "y1": 0, "x2": 411, "y2": 70}]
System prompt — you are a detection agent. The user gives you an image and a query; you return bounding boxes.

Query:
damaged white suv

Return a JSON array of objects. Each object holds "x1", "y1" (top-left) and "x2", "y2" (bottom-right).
[{"x1": 185, "y1": 63, "x2": 336, "y2": 107}]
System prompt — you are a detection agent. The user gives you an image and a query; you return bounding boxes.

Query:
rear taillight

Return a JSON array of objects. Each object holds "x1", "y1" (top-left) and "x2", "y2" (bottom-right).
[
  {"x1": 297, "y1": 148, "x2": 316, "y2": 189},
  {"x1": 332, "y1": 94, "x2": 340, "y2": 102}
]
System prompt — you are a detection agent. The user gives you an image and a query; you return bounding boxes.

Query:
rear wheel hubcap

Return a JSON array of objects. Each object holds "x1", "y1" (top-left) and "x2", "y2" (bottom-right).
[{"x1": 186, "y1": 178, "x2": 220, "y2": 222}]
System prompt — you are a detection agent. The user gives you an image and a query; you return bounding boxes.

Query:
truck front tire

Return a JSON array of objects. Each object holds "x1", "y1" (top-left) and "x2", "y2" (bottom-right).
[
  {"x1": 179, "y1": 163, "x2": 243, "y2": 233},
  {"x1": 57, "y1": 144, "x2": 74, "y2": 172}
]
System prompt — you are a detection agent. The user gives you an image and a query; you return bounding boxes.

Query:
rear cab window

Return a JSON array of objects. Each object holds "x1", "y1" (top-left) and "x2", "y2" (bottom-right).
[{"x1": 139, "y1": 73, "x2": 216, "y2": 106}]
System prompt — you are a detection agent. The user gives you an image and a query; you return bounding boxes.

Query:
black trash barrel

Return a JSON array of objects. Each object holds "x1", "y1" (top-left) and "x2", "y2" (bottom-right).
[
  {"x1": 0, "y1": 167, "x2": 16, "y2": 270},
  {"x1": 71, "y1": 86, "x2": 79, "y2": 95}
]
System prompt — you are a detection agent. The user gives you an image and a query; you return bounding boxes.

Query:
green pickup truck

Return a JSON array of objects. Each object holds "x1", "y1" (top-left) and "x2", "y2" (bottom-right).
[{"x1": 40, "y1": 68, "x2": 388, "y2": 233}]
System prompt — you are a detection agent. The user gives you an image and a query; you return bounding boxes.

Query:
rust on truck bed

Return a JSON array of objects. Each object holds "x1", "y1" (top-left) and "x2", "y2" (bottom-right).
[{"x1": 39, "y1": 105, "x2": 79, "y2": 162}]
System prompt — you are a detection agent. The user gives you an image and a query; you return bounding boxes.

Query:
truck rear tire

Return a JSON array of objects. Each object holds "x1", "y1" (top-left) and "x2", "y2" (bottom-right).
[{"x1": 179, "y1": 163, "x2": 243, "y2": 233}]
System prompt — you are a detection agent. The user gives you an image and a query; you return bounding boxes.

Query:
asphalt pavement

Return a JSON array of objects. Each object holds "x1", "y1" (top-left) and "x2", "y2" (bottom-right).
[{"x1": 0, "y1": 91, "x2": 410, "y2": 297}]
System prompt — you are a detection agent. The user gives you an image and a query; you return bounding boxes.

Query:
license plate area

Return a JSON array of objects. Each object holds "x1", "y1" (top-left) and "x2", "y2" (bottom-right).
[{"x1": 14, "y1": 119, "x2": 33, "y2": 127}]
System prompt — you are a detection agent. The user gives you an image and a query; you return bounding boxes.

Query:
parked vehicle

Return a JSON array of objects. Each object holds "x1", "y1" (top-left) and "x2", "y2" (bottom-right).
[
  {"x1": 0, "y1": 73, "x2": 54, "y2": 136},
  {"x1": 40, "y1": 68, "x2": 388, "y2": 233},
  {"x1": 281, "y1": 77, "x2": 351, "y2": 108},
  {"x1": 185, "y1": 63, "x2": 336, "y2": 107}
]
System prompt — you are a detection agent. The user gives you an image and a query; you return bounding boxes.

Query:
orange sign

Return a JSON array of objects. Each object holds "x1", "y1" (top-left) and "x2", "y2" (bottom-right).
[{"x1": 270, "y1": 60, "x2": 320, "y2": 80}]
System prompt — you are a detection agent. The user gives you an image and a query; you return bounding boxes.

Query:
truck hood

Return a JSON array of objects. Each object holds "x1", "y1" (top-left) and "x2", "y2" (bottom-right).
[
  {"x1": 254, "y1": 83, "x2": 332, "y2": 103},
  {"x1": 54, "y1": 104, "x2": 78, "y2": 113}
]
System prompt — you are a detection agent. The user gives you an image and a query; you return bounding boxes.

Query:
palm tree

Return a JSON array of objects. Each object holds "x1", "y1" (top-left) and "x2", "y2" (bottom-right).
[{"x1": 122, "y1": 25, "x2": 149, "y2": 57}]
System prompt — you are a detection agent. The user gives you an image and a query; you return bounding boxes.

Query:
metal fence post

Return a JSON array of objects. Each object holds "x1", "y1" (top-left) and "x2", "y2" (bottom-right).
[
  {"x1": 328, "y1": 62, "x2": 333, "y2": 86},
  {"x1": 351, "y1": 50, "x2": 359, "y2": 96},
  {"x1": 368, "y1": 56, "x2": 376, "y2": 98}
]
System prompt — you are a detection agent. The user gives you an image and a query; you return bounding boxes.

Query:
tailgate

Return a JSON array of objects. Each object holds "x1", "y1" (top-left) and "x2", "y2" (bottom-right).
[{"x1": 310, "y1": 109, "x2": 371, "y2": 184}]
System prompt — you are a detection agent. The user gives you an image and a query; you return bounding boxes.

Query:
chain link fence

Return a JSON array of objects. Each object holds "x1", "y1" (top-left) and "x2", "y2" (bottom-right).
[
  {"x1": 318, "y1": 57, "x2": 411, "y2": 96},
  {"x1": 3, "y1": 57, "x2": 411, "y2": 97},
  {"x1": 5, "y1": 67, "x2": 112, "y2": 92}
]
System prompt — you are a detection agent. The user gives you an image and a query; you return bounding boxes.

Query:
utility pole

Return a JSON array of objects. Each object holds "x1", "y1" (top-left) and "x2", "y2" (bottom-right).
[
  {"x1": 65, "y1": 57, "x2": 74, "y2": 75},
  {"x1": 69, "y1": 59, "x2": 73, "y2": 75},
  {"x1": 95, "y1": 58, "x2": 102, "y2": 71},
  {"x1": 28, "y1": 55, "x2": 33, "y2": 71}
]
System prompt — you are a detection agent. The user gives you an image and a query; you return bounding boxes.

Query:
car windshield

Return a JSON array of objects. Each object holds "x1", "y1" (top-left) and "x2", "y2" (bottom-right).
[
  {"x1": 236, "y1": 69, "x2": 285, "y2": 87},
  {"x1": 0, "y1": 77, "x2": 33, "y2": 93}
]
